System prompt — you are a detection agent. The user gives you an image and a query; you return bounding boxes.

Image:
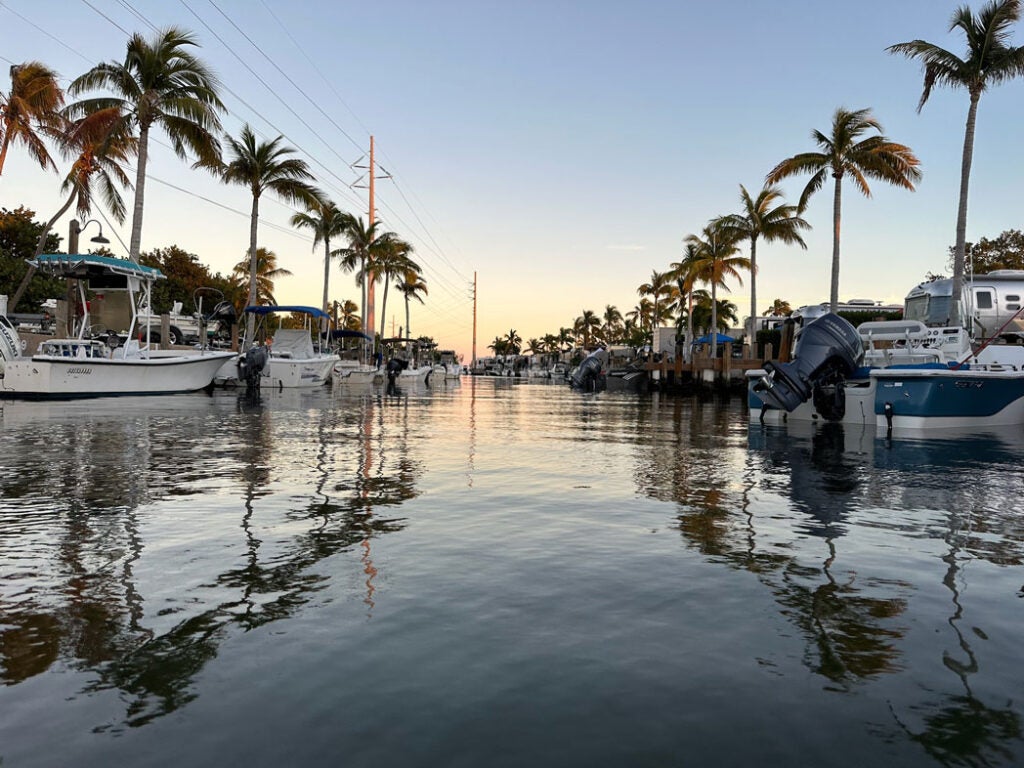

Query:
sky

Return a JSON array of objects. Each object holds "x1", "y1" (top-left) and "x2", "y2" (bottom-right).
[{"x1": 3, "y1": 0, "x2": 1024, "y2": 363}]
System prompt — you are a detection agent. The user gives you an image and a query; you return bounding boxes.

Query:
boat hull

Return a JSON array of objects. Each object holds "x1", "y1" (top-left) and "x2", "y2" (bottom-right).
[{"x1": 0, "y1": 350, "x2": 236, "y2": 399}]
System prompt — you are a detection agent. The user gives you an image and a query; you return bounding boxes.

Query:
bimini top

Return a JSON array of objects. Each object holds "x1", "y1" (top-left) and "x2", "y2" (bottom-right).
[
  {"x1": 32, "y1": 253, "x2": 165, "y2": 281},
  {"x1": 243, "y1": 305, "x2": 330, "y2": 319}
]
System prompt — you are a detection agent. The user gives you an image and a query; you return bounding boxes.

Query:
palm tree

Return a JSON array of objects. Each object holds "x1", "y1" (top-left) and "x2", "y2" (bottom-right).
[
  {"x1": 764, "y1": 298, "x2": 793, "y2": 316},
  {"x1": 637, "y1": 270, "x2": 672, "y2": 340},
  {"x1": 334, "y1": 298, "x2": 360, "y2": 330},
  {"x1": 68, "y1": 27, "x2": 224, "y2": 261},
  {"x1": 336, "y1": 216, "x2": 394, "y2": 345},
  {"x1": 219, "y1": 124, "x2": 319, "y2": 336},
  {"x1": 575, "y1": 309, "x2": 601, "y2": 349},
  {"x1": 671, "y1": 242, "x2": 702, "y2": 357},
  {"x1": 767, "y1": 107, "x2": 921, "y2": 314},
  {"x1": 0, "y1": 61, "x2": 63, "y2": 177},
  {"x1": 10, "y1": 107, "x2": 136, "y2": 312},
  {"x1": 691, "y1": 291, "x2": 739, "y2": 335},
  {"x1": 717, "y1": 184, "x2": 809, "y2": 338},
  {"x1": 396, "y1": 269, "x2": 428, "y2": 341},
  {"x1": 233, "y1": 247, "x2": 292, "y2": 306},
  {"x1": 505, "y1": 328, "x2": 522, "y2": 355},
  {"x1": 290, "y1": 199, "x2": 350, "y2": 319},
  {"x1": 685, "y1": 218, "x2": 751, "y2": 358},
  {"x1": 374, "y1": 236, "x2": 419, "y2": 343},
  {"x1": 602, "y1": 304, "x2": 623, "y2": 344},
  {"x1": 888, "y1": 0, "x2": 1024, "y2": 321}
]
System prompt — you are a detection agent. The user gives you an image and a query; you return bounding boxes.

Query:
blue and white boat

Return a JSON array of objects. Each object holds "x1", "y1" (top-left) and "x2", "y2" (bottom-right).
[
  {"x1": 0, "y1": 254, "x2": 235, "y2": 399},
  {"x1": 748, "y1": 314, "x2": 1024, "y2": 434}
]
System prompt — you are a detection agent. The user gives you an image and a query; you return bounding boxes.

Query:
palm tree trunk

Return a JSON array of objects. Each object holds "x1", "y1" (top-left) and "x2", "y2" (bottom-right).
[
  {"x1": 686, "y1": 291, "x2": 694, "y2": 363},
  {"x1": 711, "y1": 280, "x2": 719, "y2": 359},
  {"x1": 129, "y1": 122, "x2": 150, "y2": 261},
  {"x1": 748, "y1": 234, "x2": 758, "y2": 341},
  {"x1": 952, "y1": 90, "x2": 980, "y2": 327},
  {"x1": 830, "y1": 174, "x2": 842, "y2": 314},
  {"x1": 379, "y1": 280, "x2": 390, "y2": 344},
  {"x1": 405, "y1": 295, "x2": 411, "y2": 341},
  {"x1": 321, "y1": 237, "x2": 331, "y2": 316},
  {"x1": 246, "y1": 193, "x2": 259, "y2": 343},
  {"x1": 9, "y1": 190, "x2": 77, "y2": 312}
]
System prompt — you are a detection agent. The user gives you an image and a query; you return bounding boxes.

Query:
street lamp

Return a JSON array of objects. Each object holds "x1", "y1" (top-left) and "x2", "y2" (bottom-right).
[{"x1": 68, "y1": 218, "x2": 110, "y2": 253}]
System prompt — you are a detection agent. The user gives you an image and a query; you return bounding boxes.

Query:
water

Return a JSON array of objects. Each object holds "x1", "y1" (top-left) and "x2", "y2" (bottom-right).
[{"x1": 1, "y1": 378, "x2": 1023, "y2": 767}]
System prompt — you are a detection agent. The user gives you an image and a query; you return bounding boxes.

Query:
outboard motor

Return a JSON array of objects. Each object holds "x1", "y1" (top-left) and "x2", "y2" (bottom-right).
[
  {"x1": 753, "y1": 313, "x2": 862, "y2": 421},
  {"x1": 238, "y1": 344, "x2": 269, "y2": 394},
  {"x1": 570, "y1": 348, "x2": 608, "y2": 392},
  {"x1": 386, "y1": 356, "x2": 408, "y2": 393}
]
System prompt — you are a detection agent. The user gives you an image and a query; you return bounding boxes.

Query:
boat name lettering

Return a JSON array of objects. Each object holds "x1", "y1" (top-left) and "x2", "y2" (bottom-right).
[
  {"x1": 67, "y1": 367, "x2": 92, "y2": 375},
  {"x1": 954, "y1": 380, "x2": 983, "y2": 389}
]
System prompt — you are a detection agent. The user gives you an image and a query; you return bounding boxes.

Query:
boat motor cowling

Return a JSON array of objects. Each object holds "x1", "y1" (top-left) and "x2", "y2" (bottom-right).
[
  {"x1": 570, "y1": 348, "x2": 608, "y2": 391},
  {"x1": 753, "y1": 313, "x2": 863, "y2": 414}
]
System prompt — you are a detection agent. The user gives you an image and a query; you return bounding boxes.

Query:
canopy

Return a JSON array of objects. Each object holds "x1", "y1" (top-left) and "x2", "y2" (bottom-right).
[
  {"x1": 33, "y1": 253, "x2": 164, "y2": 281},
  {"x1": 693, "y1": 333, "x2": 736, "y2": 345},
  {"x1": 330, "y1": 329, "x2": 372, "y2": 341},
  {"x1": 243, "y1": 305, "x2": 330, "y2": 320}
]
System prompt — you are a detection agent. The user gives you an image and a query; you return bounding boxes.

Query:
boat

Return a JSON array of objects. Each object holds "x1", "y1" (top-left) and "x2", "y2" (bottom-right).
[
  {"x1": 215, "y1": 306, "x2": 337, "y2": 389},
  {"x1": 748, "y1": 312, "x2": 1024, "y2": 434},
  {"x1": 330, "y1": 330, "x2": 381, "y2": 385},
  {"x1": 0, "y1": 254, "x2": 236, "y2": 399},
  {"x1": 437, "y1": 349, "x2": 462, "y2": 379}
]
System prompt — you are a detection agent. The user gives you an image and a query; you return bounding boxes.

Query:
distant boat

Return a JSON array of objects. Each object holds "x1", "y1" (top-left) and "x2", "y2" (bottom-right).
[{"x1": 0, "y1": 254, "x2": 235, "y2": 399}]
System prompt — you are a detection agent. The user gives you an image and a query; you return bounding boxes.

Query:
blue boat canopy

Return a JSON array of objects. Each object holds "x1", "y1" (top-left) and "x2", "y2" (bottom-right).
[
  {"x1": 243, "y1": 305, "x2": 330, "y2": 320},
  {"x1": 330, "y1": 329, "x2": 372, "y2": 340},
  {"x1": 32, "y1": 253, "x2": 164, "y2": 281},
  {"x1": 693, "y1": 332, "x2": 736, "y2": 345}
]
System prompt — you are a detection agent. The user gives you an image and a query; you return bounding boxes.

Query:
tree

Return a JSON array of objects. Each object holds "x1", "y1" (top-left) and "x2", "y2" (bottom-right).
[
  {"x1": 290, "y1": 199, "x2": 350, "y2": 319},
  {"x1": 396, "y1": 269, "x2": 428, "y2": 340},
  {"x1": 0, "y1": 207, "x2": 63, "y2": 309},
  {"x1": 601, "y1": 304, "x2": 623, "y2": 344},
  {"x1": 637, "y1": 270, "x2": 672, "y2": 340},
  {"x1": 717, "y1": 184, "x2": 809, "y2": 338},
  {"x1": 671, "y1": 241, "x2": 703, "y2": 355},
  {"x1": 219, "y1": 124, "x2": 319, "y2": 335},
  {"x1": 233, "y1": 247, "x2": 292, "y2": 307},
  {"x1": 889, "y1": 0, "x2": 1024, "y2": 316},
  {"x1": 767, "y1": 107, "x2": 921, "y2": 313},
  {"x1": 764, "y1": 298, "x2": 793, "y2": 316},
  {"x1": 336, "y1": 216, "x2": 396, "y2": 346},
  {"x1": 10, "y1": 107, "x2": 136, "y2": 312},
  {"x1": 574, "y1": 309, "x2": 600, "y2": 348},
  {"x1": 691, "y1": 290, "x2": 739, "y2": 335},
  {"x1": 0, "y1": 61, "x2": 63, "y2": 177},
  {"x1": 373, "y1": 236, "x2": 418, "y2": 344},
  {"x1": 684, "y1": 218, "x2": 750, "y2": 357},
  {"x1": 333, "y1": 298, "x2": 360, "y2": 331},
  {"x1": 141, "y1": 244, "x2": 242, "y2": 314},
  {"x1": 505, "y1": 328, "x2": 522, "y2": 355},
  {"x1": 68, "y1": 27, "x2": 225, "y2": 262},
  {"x1": 945, "y1": 229, "x2": 1024, "y2": 273}
]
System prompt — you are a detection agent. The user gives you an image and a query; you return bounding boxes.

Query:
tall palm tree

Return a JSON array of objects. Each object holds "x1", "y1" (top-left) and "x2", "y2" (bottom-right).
[
  {"x1": 717, "y1": 184, "x2": 809, "y2": 338},
  {"x1": 574, "y1": 309, "x2": 601, "y2": 349},
  {"x1": 336, "y1": 216, "x2": 395, "y2": 345},
  {"x1": 767, "y1": 107, "x2": 921, "y2": 313},
  {"x1": 68, "y1": 27, "x2": 224, "y2": 261},
  {"x1": 637, "y1": 270, "x2": 672, "y2": 340},
  {"x1": 685, "y1": 218, "x2": 751, "y2": 358},
  {"x1": 0, "y1": 61, "x2": 63, "y2": 177},
  {"x1": 396, "y1": 269, "x2": 428, "y2": 341},
  {"x1": 290, "y1": 199, "x2": 350, "y2": 319},
  {"x1": 10, "y1": 107, "x2": 136, "y2": 312},
  {"x1": 233, "y1": 247, "x2": 292, "y2": 306},
  {"x1": 374, "y1": 236, "x2": 419, "y2": 342},
  {"x1": 601, "y1": 304, "x2": 623, "y2": 344},
  {"x1": 219, "y1": 124, "x2": 319, "y2": 336},
  {"x1": 764, "y1": 298, "x2": 792, "y2": 316},
  {"x1": 671, "y1": 242, "x2": 702, "y2": 356},
  {"x1": 334, "y1": 298, "x2": 360, "y2": 330},
  {"x1": 888, "y1": 0, "x2": 1024, "y2": 320},
  {"x1": 691, "y1": 291, "x2": 739, "y2": 335}
]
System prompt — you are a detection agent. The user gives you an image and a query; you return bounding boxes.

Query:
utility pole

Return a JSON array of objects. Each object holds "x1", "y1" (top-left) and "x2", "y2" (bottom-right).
[
  {"x1": 353, "y1": 136, "x2": 391, "y2": 349},
  {"x1": 472, "y1": 271, "x2": 477, "y2": 368}
]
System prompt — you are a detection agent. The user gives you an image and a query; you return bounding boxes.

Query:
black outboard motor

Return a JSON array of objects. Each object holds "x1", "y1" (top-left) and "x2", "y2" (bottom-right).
[
  {"x1": 570, "y1": 348, "x2": 608, "y2": 392},
  {"x1": 753, "y1": 313, "x2": 863, "y2": 421},
  {"x1": 239, "y1": 344, "x2": 269, "y2": 394},
  {"x1": 386, "y1": 356, "x2": 408, "y2": 394}
]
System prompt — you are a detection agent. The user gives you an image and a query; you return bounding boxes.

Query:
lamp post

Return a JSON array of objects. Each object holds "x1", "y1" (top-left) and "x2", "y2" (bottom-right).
[{"x1": 68, "y1": 218, "x2": 111, "y2": 253}]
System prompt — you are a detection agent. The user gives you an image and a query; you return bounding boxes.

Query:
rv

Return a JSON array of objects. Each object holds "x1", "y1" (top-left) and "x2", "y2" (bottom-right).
[
  {"x1": 904, "y1": 270, "x2": 1024, "y2": 342},
  {"x1": 791, "y1": 299, "x2": 903, "y2": 325}
]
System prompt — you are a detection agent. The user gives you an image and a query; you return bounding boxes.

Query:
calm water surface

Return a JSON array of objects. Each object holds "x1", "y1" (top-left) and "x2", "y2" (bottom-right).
[{"x1": 1, "y1": 378, "x2": 1023, "y2": 767}]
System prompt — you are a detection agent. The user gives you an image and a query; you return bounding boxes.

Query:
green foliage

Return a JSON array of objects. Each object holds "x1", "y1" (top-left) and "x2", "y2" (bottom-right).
[
  {"x1": 138, "y1": 244, "x2": 244, "y2": 314},
  {"x1": 946, "y1": 229, "x2": 1024, "y2": 274},
  {"x1": 0, "y1": 207, "x2": 65, "y2": 310}
]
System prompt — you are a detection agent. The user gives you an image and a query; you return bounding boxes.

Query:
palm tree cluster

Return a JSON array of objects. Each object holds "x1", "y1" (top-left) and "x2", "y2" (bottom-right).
[{"x1": 2, "y1": 27, "x2": 428, "y2": 348}]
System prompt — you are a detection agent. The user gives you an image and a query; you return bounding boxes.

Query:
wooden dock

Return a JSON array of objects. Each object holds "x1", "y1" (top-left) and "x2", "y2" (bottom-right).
[{"x1": 641, "y1": 342, "x2": 784, "y2": 390}]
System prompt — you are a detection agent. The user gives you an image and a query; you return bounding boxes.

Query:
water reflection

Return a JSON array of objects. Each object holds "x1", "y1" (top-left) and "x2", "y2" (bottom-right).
[{"x1": 0, "y1": 391, "x2": 422, "y2": 729}]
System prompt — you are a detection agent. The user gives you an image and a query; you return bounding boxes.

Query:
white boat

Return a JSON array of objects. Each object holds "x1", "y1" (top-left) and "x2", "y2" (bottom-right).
[
  {"x1": 748, "y1": 314, "x2": 1024, "y2": 434},
  {"x1": 0, "y1": 255, "x2": 235, "y2": 399},
  {"x1": 332, "y1": 359, "x2": 382, "y2": 385},
  {"x1": 437, "y1": 349, "x2": 462, "y2": 379},
  {"x1": 215, "y1": 305, "x2": 336, "y2": 389}
]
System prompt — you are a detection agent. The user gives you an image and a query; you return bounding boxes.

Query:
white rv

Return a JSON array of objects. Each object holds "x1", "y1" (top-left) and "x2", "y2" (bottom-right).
[{"x1": 904, "y1": 270, "x2": 1024, "y2": 342}]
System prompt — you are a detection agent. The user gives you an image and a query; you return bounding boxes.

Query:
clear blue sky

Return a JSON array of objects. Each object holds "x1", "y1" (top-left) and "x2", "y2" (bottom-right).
[{"x1": 3, "y1": 0, "x2": 1024, "y2": 362}]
